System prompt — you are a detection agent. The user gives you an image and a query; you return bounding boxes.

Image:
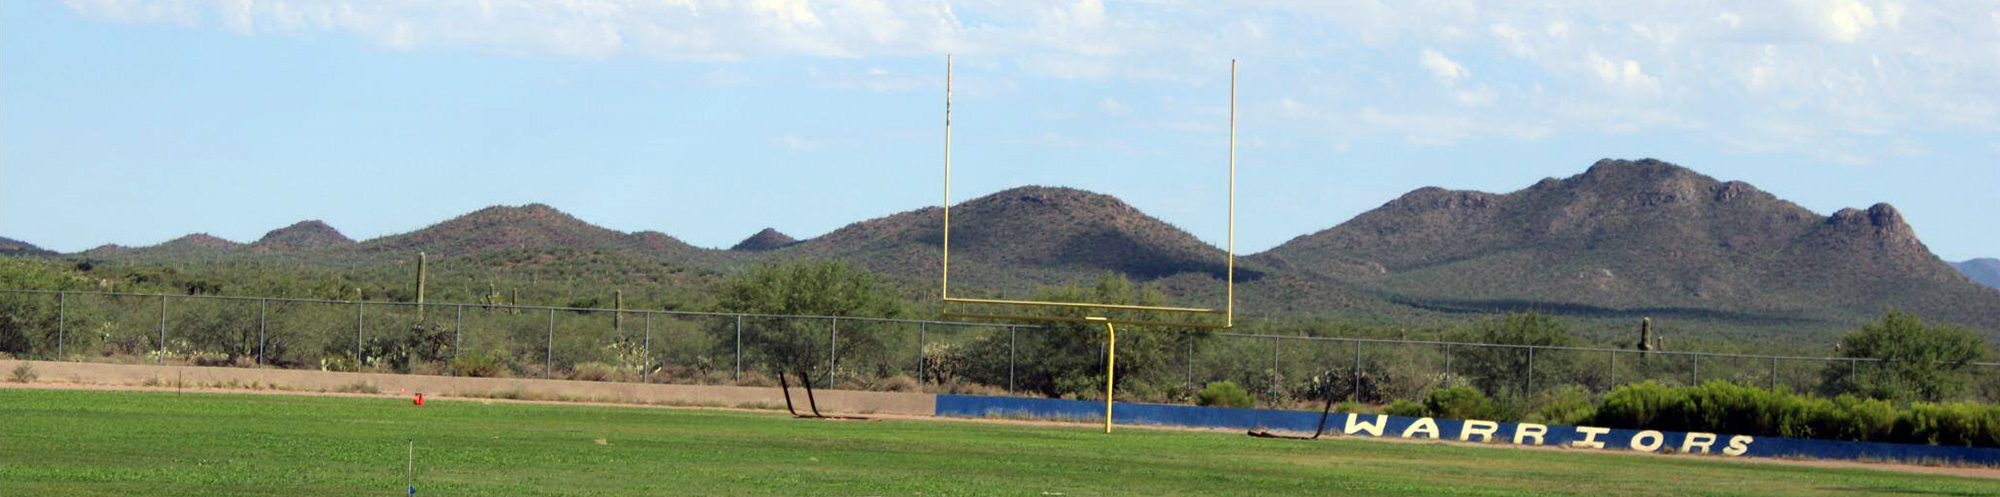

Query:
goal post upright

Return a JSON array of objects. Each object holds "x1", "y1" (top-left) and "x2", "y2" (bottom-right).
[
  {"x1": 939, "y1": 56, "x2": 1239, "y2": 432},
  {"x1": 943, "y1": 53, "x2": 953, "y2": 304},
  {"x1": 1227, "y1": 58, "x2": 1236, "y2": 329}
]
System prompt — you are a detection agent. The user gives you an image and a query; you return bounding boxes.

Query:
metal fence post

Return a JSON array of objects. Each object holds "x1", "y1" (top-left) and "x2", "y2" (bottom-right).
[
  {"x1": 734, "y1": 315, "x2": 743, "y2": 382},
  {"x1": 546, "y1": 307, "x2": 555, "y2": 379},
  {"x1": 257, "y1": 299, "x2": 266, "y2": 366},
  {"x1": 1524, "y1": 347, "x2": 1535, "y2": 397},
  {"x1": 1443, "y1": 344, "x2": 1452, "y2": 378},
  {"x1": 158, "y1": 294, "x2": 168, "y2": 363},
  {"x1": 1271, "y1": 336, "x2": 1281, "y2": 399},
  {"x1": 642, "y1": 313, "x2": 651, "y2": 383},
  {"x1": 356, "y1": 302, "x2": 364, "y2": 365},
  {"x1": 1848, "y1": 358, "x2": 1860, "y2": 395},
  {"x1": 56, "y1": 292, "x2": 65, "y2": 361},
  {"x1": 829, "y1": 317, "x2": 838, "y2": 384},
  {"x1": 1691, "y1": 355, "x2": 1700, "y2": 385},
  {"x1": 1352, "y1": 341, "x2": 1362, "y2": 401},
  {"x1": 1608, "y1": 349, "x2": 1617, "y2": 389},
  {"x1": 1770, "y1": 356, "x2": 1780, "y2": 390},
  {"x1": 917, "y1": 323, "x2": 926, "y2": 383},
  {"x1": 453, "y1": 304, "x2": 463, "y2": 362},
  {"x1": 1008, "y1": 327, "x2": 1018, "y2": 394},
  {"x1": 1185, "y1": 335, "x2": 1194, "y2": 395}
]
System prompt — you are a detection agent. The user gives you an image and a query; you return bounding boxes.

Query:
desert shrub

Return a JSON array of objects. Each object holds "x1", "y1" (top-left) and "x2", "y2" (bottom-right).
[
  {"x1": 1592, "y1": 381, "x2": 1684, "y2": 429},
  {"x1": 1527, "y1": 385, "x2": 1596, "y2": 425},
  {"x1": 1811, "y1": 395, "x2": 1897, "y2": 441},
  {"x1": 1589, "y1": 381, "x2": 2000, "y2": 447},
  {"x1": 1667, "y1": 381, "x2": 1804, "y2": 437},
  {"x1": 921, "y1": 340, "x2": 971, "y2": 384},
  {"x1": 1384, "y1": 399, "x2": 1427, "y2": 417},
  {"x1": 1116, "y1": 379, "x2": 1169, "y2": 402},
  {"x1": 930, "y1": 378, "x2": 1008, "y2": 396},
  {"x1": 186, "y1": 351, "x2": 234, "y2": 367},
  {"x1": 1197, "y1": 381, "x2": 1255, "y2": 408},
  {"x1": 319, "y1": 353, "x2": 360, "y2": 373},
  {"x1": 1296, "y1": 367, "x2": 1390, "y2": 404},
  {"x1": 8, "y1": 362, "x2": 36, "y2": 383},
  {"x1": 1423, "y1": 385, "x2": 1509, "y2": 420},
  {"x1": 877, "y1": 375, "x2": 920, "y2": 392},
  {"x1": 448, "y1": 350, "x2": 511, "y2": 378},
  {"x1": 570, "y1": 362, "x2": 618, "y2": 382},
  {"x1": 734, "y1": 371, "x2": 776, "y2": 388},
  {"x1": 1892, "y1": 402, "x2": 2000, "y2": 447}
]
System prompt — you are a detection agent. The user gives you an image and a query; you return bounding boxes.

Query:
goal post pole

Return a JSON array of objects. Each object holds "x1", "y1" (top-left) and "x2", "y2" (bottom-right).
[{"x1": 1093, "y1": 317, "x2": 1115, "y2": 434}]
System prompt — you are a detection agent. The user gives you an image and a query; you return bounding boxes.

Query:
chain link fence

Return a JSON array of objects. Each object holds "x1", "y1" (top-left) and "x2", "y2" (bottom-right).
[{"x1": 5, "y1": 288, "x2": 1998, "y2": 404}]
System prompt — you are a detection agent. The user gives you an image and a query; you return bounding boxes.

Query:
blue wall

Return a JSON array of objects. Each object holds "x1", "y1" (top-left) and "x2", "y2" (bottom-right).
[{"x1": 935, "y1": 395, "x2": 2000, "y2": 465}]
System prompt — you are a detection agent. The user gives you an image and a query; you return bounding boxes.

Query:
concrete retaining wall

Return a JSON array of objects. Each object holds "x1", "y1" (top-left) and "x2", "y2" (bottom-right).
[{"x1": 0, "y1": 359, "x2": 936, "y2": 416}]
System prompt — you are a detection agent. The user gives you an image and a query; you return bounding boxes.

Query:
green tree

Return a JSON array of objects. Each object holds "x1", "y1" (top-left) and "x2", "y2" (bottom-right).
[
  {"x1": 710, "y1": 261, "x2": 905, "y2": 383},
  {"x1": 0, "y1": 258, "x2": 96, "y2": 357},
  {"x1": 1821, "y1": 312, "x2": 1990, "y2": 402},
  {"x1": 966, "y1": 273, "x2": 1211, "y2": 399},
  {"x1": 1447, "y1": 312, "x2": 1576, "y2": 398}
]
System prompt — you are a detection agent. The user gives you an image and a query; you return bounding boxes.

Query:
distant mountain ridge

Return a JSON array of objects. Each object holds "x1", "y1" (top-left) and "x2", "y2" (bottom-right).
[
  {"x1": 252, "y1": 220, "x2": 353, "y2": 251},
  {"x1": 1260, "y1": 159, "x2": 1995, "y2": 329},
  {"x1": 30, "y1": 159, "x2": 2000, "y2": 337},
  {"x1": 773, "y1": 186, "x2": 1258, "y2": 293},
  {"x1": 0, "y1": 236, "x2": 53, "y2": 257},
  {"x1": 1958, "y1": 259, "x2": 2000, "y2": 290},
  {"x1": 730, "y1": 228, "x2": 797, "y2": 252}
]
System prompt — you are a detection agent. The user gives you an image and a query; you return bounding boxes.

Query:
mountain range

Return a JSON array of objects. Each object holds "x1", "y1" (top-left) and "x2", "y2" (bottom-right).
[
  {"x1": 9, "y1": 159, "x2": 1998, "y2": 339},
  {"x1": 1957, "y1": 259, "x2": 2000, "y2": 291},
  {"x1": 0, "y1": 236, "x2": 55, "y2": 257}
]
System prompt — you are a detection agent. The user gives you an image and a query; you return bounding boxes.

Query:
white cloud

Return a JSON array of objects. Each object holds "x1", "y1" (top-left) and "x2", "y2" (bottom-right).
[
  {"x1": 1821, "y1": 0, "x2": 1880, "y2": 42},
  {"x1": 1098, "y1": 97, "x2": 1129, "y2": 115},
  {"x1": 1547, "y1": 21, "x2": 1570, "y2": 39},
  {"x1": 1718, "y1": 12, "x2": 1742, "y2": 29},
  {"x1": 771, "y1": 134, "x2": 823, "y2": 151},
  {"x1": 1419, "y1": 48, "x2": 1468, "y2": 82},
  {"x1": 1455, "y1": 85, "x2": 1497, "y2": 107},
  {"x1": 1489, "y1": 23, "x2": 1532, "y2": 57},
  {"x1": 1587, "y1": 50, "x2": 1660, "y2": 93}
]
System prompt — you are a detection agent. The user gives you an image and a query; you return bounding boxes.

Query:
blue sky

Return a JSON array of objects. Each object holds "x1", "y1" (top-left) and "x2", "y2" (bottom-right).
[{"x1": 3, "y1": 0, "x2": 1997, "y2": 260}]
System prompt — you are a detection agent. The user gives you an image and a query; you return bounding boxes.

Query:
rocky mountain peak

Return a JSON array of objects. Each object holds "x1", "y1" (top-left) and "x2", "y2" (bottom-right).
[
  {"x1": 730, "y1": 228, "x2": 798, "y2": 252},
  {"x1": 252, "y1": 220, "x2": 354, "y2": 251}
]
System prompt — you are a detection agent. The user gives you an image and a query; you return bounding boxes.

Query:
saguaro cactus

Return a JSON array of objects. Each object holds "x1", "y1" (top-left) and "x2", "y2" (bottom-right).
[
  {"x1": 1637, "y1": 317, "x2": 1655, "y2": 352},
  {"x1": 415, "y1": 252, "x2": 428, "y2": 319}
]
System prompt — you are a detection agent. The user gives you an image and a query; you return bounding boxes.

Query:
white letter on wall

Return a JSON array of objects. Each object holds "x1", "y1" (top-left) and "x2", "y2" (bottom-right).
[
  {"x1": 1460, "y1": 420, "x2": 1499, "y2": 442},
  {"x1": 1401, "y1": 418, "x2": 1439, "y2": 439},
  {"x1": 1512, "y1": 423, "x2": 1549, "y2": 445},
  {"x1": 1572, "y1": 426, "x2": 1610, "y2": 449},
  {"x1": 1680, "y1": 432, "x2": 1718, "y2": 454},
  {"x1": 1630, "y1": 430, "x2": 1665, "y2": 452},
  {"x1": 1344, "y1": 414, "x2": 1387, "y2": 437},
  {"x1": 1722, "y1": 435, "x2": 1754, "y2": 456}
]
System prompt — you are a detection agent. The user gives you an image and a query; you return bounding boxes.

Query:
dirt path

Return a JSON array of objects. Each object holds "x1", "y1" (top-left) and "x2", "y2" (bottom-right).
[{"x1": 7, "y1": 381, "x2": 1996, "y2": 480}]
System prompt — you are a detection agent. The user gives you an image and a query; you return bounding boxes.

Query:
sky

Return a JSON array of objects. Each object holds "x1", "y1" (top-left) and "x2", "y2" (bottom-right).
[{"x1": 2, "y1": 0, "x2": 1997, "y2": 260}]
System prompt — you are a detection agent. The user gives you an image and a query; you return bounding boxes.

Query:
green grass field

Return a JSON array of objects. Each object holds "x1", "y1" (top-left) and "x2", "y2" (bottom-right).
[{"x1": 3, "y1": 388, "x2": 1997, "y2": 496}]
